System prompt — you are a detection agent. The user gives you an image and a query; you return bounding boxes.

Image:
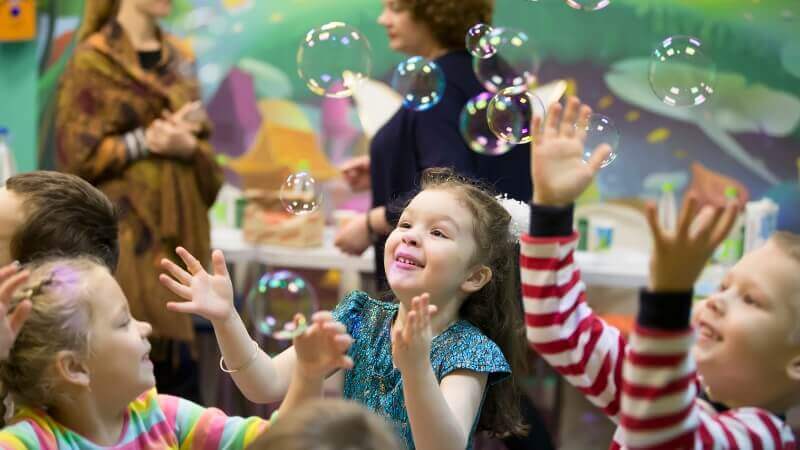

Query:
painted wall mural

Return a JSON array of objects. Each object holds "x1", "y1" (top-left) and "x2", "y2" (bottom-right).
[{"x1": 36, "y1": 0, "x2": 800, "y2": 231}]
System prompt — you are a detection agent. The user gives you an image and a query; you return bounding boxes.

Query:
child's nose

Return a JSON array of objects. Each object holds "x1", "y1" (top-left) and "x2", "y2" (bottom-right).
[
  {"x1": 705, "y1": 295, "x2": 726, "y2": 316},
  {"x1": 137, "y1": 320, "x2": 153, "y2": 337},
  {"x1": 401, "y1": 231, "x2": 420, "y2": 247}
]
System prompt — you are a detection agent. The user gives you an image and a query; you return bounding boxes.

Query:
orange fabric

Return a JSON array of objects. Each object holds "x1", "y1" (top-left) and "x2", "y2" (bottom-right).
[{"x1": 55, "y1": 21, "x2": 223, "y2": 341}]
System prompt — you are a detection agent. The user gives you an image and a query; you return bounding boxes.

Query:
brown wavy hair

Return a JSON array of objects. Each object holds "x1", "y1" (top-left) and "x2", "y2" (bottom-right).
[
  {"x1": 251, "y1": 398, "x2": 403, "y2": 450},
  {"x1": 397, "y1": 0, "x2": 494, "y2": 51},
  {"x1": 418, "y1": 167, "x2": 527, "y2": 437},
  {"x1": 77, "y1": 0, "x2": 120, "y2": 42}
]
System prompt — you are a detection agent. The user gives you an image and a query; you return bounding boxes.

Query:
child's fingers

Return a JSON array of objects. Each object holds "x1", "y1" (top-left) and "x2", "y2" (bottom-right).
[
  {"x1": 175, "y1": 247, "x2": 204, "y2": 275},
  {"x1": 211, "y1": 250, "x2": 230, "y2": 278},
  {"x1": 0, "y1": 262, "x2": 21, "y2": 282},
  {"x1": 709, "y1": 202, "x2": 739, "y2": 247},
  {"x1": 543, "y1": 102, "x2": 562, "y2": 138},
  {"x1": 676, "y1": 195, "x2": 700, "y2": 239},
  {"x1": 321, "y1": 320, "x2": 347, "y2": 335},
  {"x1": 165, "y1": 300, "x2": 201, "y2": 315},
  {"x1": 688, "y1": 206, "x2": 718, "y2": 242},
  {"x1": 337, "y1": 355, "x2": 355, "y2": 370},
  {"x1": 7, "y1": 299, "x2": 31, "y2": 336},
  {"x1": 160, "y1": 258, "x2": 192, "y2": 285},
  {"x1": 644, "y1": 202, "x2": 665, "y2": 244},
  {"x1": 585, "y1": 144, "x2": 611, "y2": 174},
  {"x1": 427, "y1": 305, "x2": 438, "y2": 316},
  {"x1": 405, "y1": 311, "x2": 418, "y2": 340},
  {"x1": 574, "y1": 104, "x2": 592, "y2": 142},
  {"x1": 158, "y1": 274, "x2": 193, "y2": 300},
  {"x1": 531, "y1": 113, "x2": 544, "y2": 144},
  {"x1": 559, "y1": 97, "x2": 581, "y2": 137},
  {"x1": 332, "y1": 334, "x2": 353, "y2": 353},
  {"x1": 311, "y1": 310, "x2": 334, "y2": 324},
  {"x1": 0, "y1": 270, "x2": 29, "y2": 306}
]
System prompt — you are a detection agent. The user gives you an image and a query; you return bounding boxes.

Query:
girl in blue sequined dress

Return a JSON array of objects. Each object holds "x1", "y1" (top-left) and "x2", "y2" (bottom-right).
[{"x1": 160, "y1": 168, "x2": 529, "y2": 450}]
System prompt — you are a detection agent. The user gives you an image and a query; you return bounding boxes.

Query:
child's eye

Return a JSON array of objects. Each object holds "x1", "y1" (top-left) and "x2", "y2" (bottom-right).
[
  {"x1": 743, "y1": 296, "x2": 758, "y2": 307},
  {"x1": 431, "y1": 229, "x2": 447, "y2": 238},
  {"x1": 398, "y1": 221, "x2": 411, "y2": 229}
]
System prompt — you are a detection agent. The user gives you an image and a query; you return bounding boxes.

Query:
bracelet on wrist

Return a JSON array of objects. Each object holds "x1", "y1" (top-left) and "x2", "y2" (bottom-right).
[
  {"x1": 365, "y1": 211, "x2": 380, "y2": 243},
  {"x1": 219, "y1": 340, "x2": 260, "y2": 374}
]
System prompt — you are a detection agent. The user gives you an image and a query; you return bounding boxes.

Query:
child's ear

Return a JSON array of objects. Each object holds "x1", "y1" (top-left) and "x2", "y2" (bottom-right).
[
  {"x1": 787, "y1": 353, "x2": 800, "y2": 382},
  {"x1": 461, "y1": 265, "x2": 492, "y2": 294},
  {"x1": 54, "y1": 350, "x2": 90, "y2": 388}
]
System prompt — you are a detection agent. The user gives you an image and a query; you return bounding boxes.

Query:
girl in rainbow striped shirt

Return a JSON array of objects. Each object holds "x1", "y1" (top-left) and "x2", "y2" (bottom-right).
[{"x1": 0, "y1": 256, "x2": 354, "y2": 449}]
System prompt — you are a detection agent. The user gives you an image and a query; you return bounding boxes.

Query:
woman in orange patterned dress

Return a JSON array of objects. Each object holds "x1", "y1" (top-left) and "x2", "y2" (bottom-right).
[{"x1": 55, "y1": 0, "x2": 223, "y2": 401}]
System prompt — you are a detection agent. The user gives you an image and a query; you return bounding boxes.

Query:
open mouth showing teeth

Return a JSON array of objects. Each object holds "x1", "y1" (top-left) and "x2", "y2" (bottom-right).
[
  {"x1": 697, "y1": 322, "x2": 722, "y2": 342},
  {"x1": 396, "y1": 256, "x2": 423, "y2": 267}
]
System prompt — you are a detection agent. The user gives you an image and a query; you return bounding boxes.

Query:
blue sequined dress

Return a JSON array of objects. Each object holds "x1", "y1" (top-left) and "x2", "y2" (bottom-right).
[{"x1": 332, "y1": 291, "x2": 511, "y2": 450}]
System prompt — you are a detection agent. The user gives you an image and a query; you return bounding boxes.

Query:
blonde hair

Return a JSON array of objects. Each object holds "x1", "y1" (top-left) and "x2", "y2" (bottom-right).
[
  {"x1": 0, "y1": 257, "x2": 102, "y2": 424},
  {"x1": 771, "y1": 231, "x2": 800, "y2": 344},
  {"x1": 77, "y1": 0, "x2": 120, "y2": 42},
  {"x1": 250, "y1": 399, "x2": 403, "y2": 450}
]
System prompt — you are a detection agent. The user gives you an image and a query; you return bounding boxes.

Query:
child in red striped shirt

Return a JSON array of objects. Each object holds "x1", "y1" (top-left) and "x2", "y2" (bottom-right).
[{"x1": 520, "y1": 96, "x2": 799, "y2": 449}]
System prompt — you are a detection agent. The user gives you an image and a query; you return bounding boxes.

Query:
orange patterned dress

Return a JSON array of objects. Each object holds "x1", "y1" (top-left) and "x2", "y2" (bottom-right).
[{"x1": 55, "y1": 21, "x2": 223, "y2": 341}]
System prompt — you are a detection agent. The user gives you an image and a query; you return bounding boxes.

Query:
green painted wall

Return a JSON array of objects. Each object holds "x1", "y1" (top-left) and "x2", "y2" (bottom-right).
[{"x1": 0, "y1": 41, "x2": 37, "y2": 172}]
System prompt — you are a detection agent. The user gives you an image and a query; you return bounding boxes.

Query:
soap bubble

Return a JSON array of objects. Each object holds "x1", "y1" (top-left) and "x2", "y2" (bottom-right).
[
  {"x1": 280, "y1": 172, "x2": 323, "y2": 215},
  {"x1": 466, "y1": 23, "x2": 496, "y2": 59},
  {"x1": 459, "y1": 92, "x2": 513, "y2": 156},
  {"x1": 473, "y1": 27, "x2": 539, "y2": 93},
  {"x1": 391, "y1": 56, "x2": 446, "y2": 111},
  {"x1": 565, "y1": 0, "x2": 611, "y2": 11},
  {"x1": 578, "y1": 114, "x2": 619, "y2": 168},
  {"x1": 649, "y1": 35, "x2": 716, "y2": 107},
  {"x1": 487, "y1": 88, "x2": 545, "y2": 144},
  {"x1": 297, "y1": 22, "x2": 372, "y2": 98},
  {"x1": 246, "y1": 271, "x2": 318, "y2": 342}
]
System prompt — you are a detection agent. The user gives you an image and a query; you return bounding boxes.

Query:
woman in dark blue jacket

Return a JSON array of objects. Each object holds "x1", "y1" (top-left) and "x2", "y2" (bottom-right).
[{"x1": 335, "y1": 0, "x2": 531, "y2": 288}]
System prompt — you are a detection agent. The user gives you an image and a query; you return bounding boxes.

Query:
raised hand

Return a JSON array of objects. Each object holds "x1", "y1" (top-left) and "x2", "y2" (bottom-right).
[
  {"x1": 159, "y1": 248, "x2": 235, "y2": 325},
  {"x1": 293, "y1": 311, "x2": 354, "y2": 380},
  {"x1": 145, "y1": 119, "x2": 198, "y2": 159},
  {"x1": 391, "y1": 293, "x2": 437, "y2": 374},
  {"x1": 0, "y1": 263, "x2": 32, "y2": 359},
  {"x1": 645, "y1": 195, "x2": 739, "y2": 292},
  {"x1": 530, "y1": 96, "x2": 611, "y2": 207},
  {"x1": 162, "y1": 101, "x2": 207, "y2": 135}
]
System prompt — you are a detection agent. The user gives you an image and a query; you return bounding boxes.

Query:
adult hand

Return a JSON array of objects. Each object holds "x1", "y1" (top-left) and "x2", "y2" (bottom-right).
[
  {"x1": 340, "y1": 155, "x2": 371, "y2": 192},
  {"x1": 162, "y1": 101, "x2": 207, "y2": 135},
  {"x1": 0, "y1": 263, "x2": 32, "y2": 359},
  {"x1": 530, "y1": 96, "x2": 611, "y2": 207},
  {"x1": 145, "y1": 118, "x2": 198, "y2": 159},
  {"x1": 334, "y1": 213, "x2": 372, "y2": 255}
]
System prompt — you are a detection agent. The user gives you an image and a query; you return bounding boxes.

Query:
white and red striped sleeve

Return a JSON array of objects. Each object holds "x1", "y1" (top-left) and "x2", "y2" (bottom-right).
[
  {"x1": 620, "y1": 292, "x2": 797, "y2": 450},
  {"x1": 520, "y1": 231, "x2": 627, "y2": 421}
]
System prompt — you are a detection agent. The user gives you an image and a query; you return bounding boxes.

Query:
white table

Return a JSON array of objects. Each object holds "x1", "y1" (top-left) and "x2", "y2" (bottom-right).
[{"x1": 211, "y1": 226, "x2": 651, "y2": 290}]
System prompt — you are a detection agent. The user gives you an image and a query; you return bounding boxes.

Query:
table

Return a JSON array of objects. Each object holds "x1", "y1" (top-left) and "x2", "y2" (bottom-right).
[{"x1": 211, "y1": 227, "x2": 652, "y2": 290}]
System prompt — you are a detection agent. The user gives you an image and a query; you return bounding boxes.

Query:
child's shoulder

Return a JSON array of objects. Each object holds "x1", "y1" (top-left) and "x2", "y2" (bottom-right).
[{"x1": 431, "y1": 320, "x2": 511, "y2": 383}]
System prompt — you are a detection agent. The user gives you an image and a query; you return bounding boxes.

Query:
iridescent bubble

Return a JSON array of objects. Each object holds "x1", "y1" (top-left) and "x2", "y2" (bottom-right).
[
  {"x1": 565, "y1": 0, "x2": 611, "y2": 11},
  {"x1": 649, "y1": 35, "x2": 716, "y2": 107},
  {"x1": 487, "y1": 88, "x2": 545, "y2": 145},
  {"x1": 459, "y1": 92, "x2": 513, "y2": 156},
  {"x1": 246, "y1": 271, "x2": 318, "y2": 345},
  {"x1": 391, "y1": 56, "x2": 446, "y2": 111},
  {"x1": 473, "y1": 27, "x2": 539, "y2": 93},
  {"x1": 578, "y1": 114, "x2": 619, "y2": 168},
  {"x1": 466, "y1": 23, "x2": 496, "y2": 59},
  {"x1": 297, "y1": 22, "x2": 372, "y2": 98},
  {"x1": 280, "y1": 172, "x2": 323, "y2": 215}
]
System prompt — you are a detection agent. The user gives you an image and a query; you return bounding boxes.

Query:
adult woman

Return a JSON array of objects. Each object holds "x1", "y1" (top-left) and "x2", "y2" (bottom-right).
[
  {"x1": 55, "y1": 0, "x2": 223, "y2": 400},
  {"x1": 335, "y1": 0, "x2": 532, "y2": 287}
]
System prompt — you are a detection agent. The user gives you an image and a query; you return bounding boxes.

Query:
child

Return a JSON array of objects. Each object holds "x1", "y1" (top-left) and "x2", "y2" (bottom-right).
[
  {"x1": 520, "y1": 96, "x2": 798, "y2": 448},
  {"x1": 250, "y1": 398, "x2": 403, "y2": 450},
  {"x1": 0, "y1": 263, "x2": 30, "y2": 359},
  {"x1": 160, "y1": 168, "x2": 529, "y2": 450},
  {"x1": 0, "y1": 256, "x2": 354, "y2": 449}
]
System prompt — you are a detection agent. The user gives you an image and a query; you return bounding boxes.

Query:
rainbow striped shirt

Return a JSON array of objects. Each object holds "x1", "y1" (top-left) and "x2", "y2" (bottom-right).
[{"x1": 0, "y1": 389, "x2": 268, "y2": 449}]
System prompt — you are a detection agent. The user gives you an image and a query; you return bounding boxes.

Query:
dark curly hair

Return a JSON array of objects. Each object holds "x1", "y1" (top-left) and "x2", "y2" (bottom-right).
[{"x1": 397, "y1": 0, "x2": 494, "y2": 51}]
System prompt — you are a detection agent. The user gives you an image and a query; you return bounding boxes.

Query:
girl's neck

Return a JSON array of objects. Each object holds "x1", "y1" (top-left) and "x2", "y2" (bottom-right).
[
  {"x1": 51, "y1": 395, "x2": 128, "y2": 446},
  {"x1": 396, "y1": 295, "x2": 462, "y2": 336},
  {"x1": 116, "y1": 5, "x2": 160, "y2": 51}
]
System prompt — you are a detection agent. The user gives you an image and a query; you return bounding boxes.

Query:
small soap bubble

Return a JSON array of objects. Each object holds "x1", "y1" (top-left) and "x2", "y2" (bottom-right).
[
  {"x1": 280, "y1": 172, "x2": 323, "y2": 215},
  {"x1": 487, "y1": 88, "x2": 545, "y2": 145},
  {"x1": 297, "y1": 22, "x2": 372, "y2": 98},
  {"x1": 391, "y1": 56, "x2": 446, "y2": 111},
  {"x1": 473, "y1": 27, "x2": 539, "y2": 93},
  {"x1": 649, "y1": 35, "x2": 716, "y2": 107},
  {"x1": 459, "y1": 92, "x2": 513, "y2": 156},
  {"x1": 578, "y1": 114, "x2": 619, "y2": 168},
  {"x1": 466, "y1": 23, "x2": 496, "y2": 59}
]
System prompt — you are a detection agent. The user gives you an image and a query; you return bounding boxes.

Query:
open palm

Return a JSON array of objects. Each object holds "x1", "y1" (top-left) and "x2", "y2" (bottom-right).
[
  {"x1": 159, "y1": 247, "x2": 235, "y2": 324},
  {"x1": 531, "y1": 97, "x2": 611, "y2": 207},
  {"x1": 294, "y1": 311, "x2": 354, "y2": 378}
]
